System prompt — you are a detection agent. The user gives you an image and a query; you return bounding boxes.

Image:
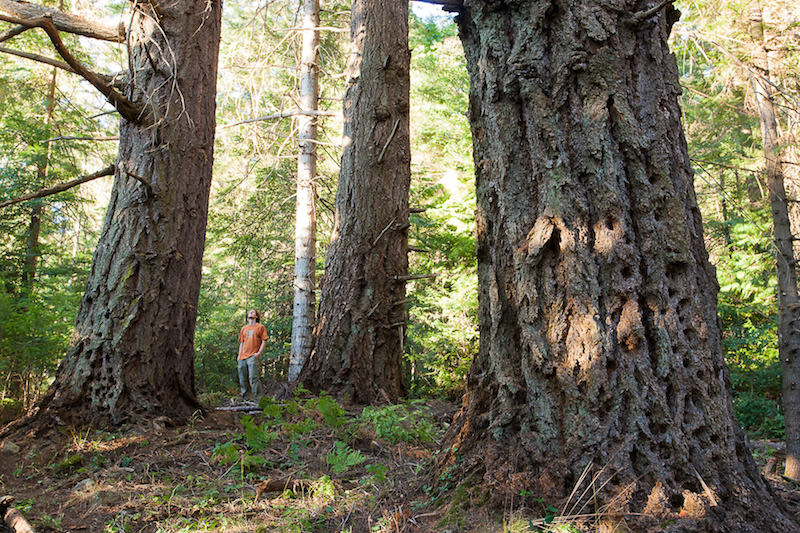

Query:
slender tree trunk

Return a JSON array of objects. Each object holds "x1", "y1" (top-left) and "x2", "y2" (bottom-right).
[
  {"x1": 21, "y1": 68, "x2": 57, "y2": 291},
  {"x1": 437, "y1": 1, "x2": 794, "y2": 529},
  {"x1": 301, "y1": 0, "x2": 410, "y2": 403},
  {"x1": 748, "y1": 6, "x2": 800, "y2": 481},
  {"x1": 288, "y1": 0, "x2": 320, "y2": 383},
  {"x1": 33, "y1": 0, "x2": 222, "y2": 426}
]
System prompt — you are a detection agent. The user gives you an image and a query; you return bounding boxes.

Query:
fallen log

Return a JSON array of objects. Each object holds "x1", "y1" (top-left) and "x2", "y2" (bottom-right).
[
  {"x1": 255, "y1": 477, "x2": 315, "y2": 500},
  {"x1": 0, "y1": 496, "x2": 36, "y2": 533}
]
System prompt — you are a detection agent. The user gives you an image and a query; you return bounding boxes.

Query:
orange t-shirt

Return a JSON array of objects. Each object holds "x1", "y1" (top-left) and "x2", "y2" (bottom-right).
[{"x1": 238, "y1": 323, "x2": 268, "y2": 360}]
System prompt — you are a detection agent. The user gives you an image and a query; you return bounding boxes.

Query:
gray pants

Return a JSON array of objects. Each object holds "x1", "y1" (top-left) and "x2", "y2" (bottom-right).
[{"x1": 238, "y1": 356, "x2": 261, "y2": 398}]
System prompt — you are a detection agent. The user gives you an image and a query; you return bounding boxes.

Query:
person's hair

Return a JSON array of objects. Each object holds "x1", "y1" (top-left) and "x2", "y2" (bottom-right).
[{"x1": 248, "y1": 309, "x2": 261, "y2": 323}]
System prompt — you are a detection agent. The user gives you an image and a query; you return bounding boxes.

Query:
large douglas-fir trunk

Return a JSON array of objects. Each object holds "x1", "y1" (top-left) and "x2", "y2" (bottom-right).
[
  {"x1": 35, "y1": 0, "x2": 222, "y2": 425},
  {"x1": 438, "y1": 0, "x2": 794, "y2": 529},
  {"x1": 301, "y1": 0, "x2": 410, "y2": 403}
]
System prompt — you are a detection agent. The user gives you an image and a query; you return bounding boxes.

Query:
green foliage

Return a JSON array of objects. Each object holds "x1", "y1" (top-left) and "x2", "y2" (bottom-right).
[
  {"x1": 364, "y1": 463, "x2": 388, "y2": 484},
  {"x1": 258, "y1": 396, "x2": 286, "y2": 421},
  {"x1": 406, "y1": 15, "x2": 477, "y2": 398},
  {"x1": 310, "y1": 392, "x2": 346, "y2": 428},
  {"x1": 211, "y1": 441, "x2": 239, "y2": 465},
  {"x1": 211, "y1": 441, "x2": 267, "y2": 471},
  {"x1": 241, "y1": 414, "x2": 279, "y2": 452},
  {"x1": 734, "y1": 392, "x2": 785, "y2": 439},
  {"x1": 285, "y1": 417, "x2": 318, "y2": 438},
  {"x1": 325, "y1": 441, "x2": 365, "y2": 474},
  {"x1": 360, "y1": 402, "x2": 440, "y2": 444},
  {"x1": 310, "y1": 475, "x2": 336, "y2": 502}
]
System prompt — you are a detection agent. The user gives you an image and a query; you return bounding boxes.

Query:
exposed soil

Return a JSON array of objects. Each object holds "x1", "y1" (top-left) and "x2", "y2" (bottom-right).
[{"x1": 0, "y1": 397, "x2": 797, "y2": 532}]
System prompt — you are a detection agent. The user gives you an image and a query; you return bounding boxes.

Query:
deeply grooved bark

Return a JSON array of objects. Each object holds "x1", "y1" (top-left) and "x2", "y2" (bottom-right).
[
  {"x1": 30, "y1": 1, "x2": 222, "y2": 426},
  {"x1": 438, "y1": 1, "x2": 795, "y2": 530},
  {"x1": 301, "y1": 0, "x2": 410, "y2": 403}
]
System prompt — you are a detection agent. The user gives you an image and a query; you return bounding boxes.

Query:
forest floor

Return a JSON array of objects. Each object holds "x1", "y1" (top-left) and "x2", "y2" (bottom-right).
[{"x1": 0, "y1": 392, "x2": 797, "y2": 533}]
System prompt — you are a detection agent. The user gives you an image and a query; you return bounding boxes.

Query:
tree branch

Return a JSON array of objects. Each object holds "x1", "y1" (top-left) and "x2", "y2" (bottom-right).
[
  {"x1": 0, "y1": 0, "x2": 124, "y2": 42},
  {"x1": 0, "y1": 44, "x2": 74, "y2": 72},
  {"x1": 220, "y1": 109, "x2": 339, "y2": 129},
  {"x1": 625, "y1": 0, "x2": 674, "y2": 26},
  {"x1": 40, "y1": 135, "x2": 119, "y2": 143},
  {"x1": 412, "y1": 0, "x2": 462, "y2": 11},
  {"x1": 23, "y1": 16, "x2": 144, "y2": 123},
  {"x1": 0, "y1": 165, "x2": 115, "y2": 209},
  {"x1": 0, "y1": 22, "x2": 27, "y2": 42}
]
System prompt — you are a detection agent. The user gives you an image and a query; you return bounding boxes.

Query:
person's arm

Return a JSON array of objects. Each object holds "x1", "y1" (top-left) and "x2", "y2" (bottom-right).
[
  {"x1": 255, "y1": 339, "x2": 266, "y2": 359},
  {"x1": 238, "y1": 341, "x2": 244, "y2": 359}
]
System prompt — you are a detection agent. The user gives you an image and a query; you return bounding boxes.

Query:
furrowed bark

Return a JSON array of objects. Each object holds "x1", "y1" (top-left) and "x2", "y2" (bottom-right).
[
  {"x1": 302, "y1": 0, "x2": 411, "y2": 403},
  {"x1": 32, "y1": 0, "x2": 222, "y2": 426},
  {"x1": 437, "y1": 0, "x2": 795, "y2": 530}
]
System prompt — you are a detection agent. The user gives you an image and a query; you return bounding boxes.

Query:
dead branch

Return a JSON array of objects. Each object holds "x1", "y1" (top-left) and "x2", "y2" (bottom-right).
[
  {"x1": 392, "y1": 274, "x2": 436, "y2": 282},
  {"x1": 0, "y1": 44, "x2": 74, "y2": 72},
  {"x1": 0, "y1": 14, "x2": 143, "y2": 122},
  {"x1": 220, "y1": 109, "x2": 339, "y2": 129},
  {"x1": 372, "y1": 217, "x2": 397, "y2": 246},
  {"x1": 377, "y1": 119, "x2": 400, "y2": 164},
  {"x1": 255, "y1": 477, "x2": 314, "y2": 500},
  {"x1": 41, "y1": 135, "x2": 118, "y2": 143},
  {"x1": 0, "y1": 0, "x2": 124, "y2": 42},
  {"x1": 124, "y1": 170, "x2": 153, "y2": 197},
  {"x1": 412, "y1": 0, "x2": 462, "y2": 11},
  {"x1": 625, "y1": 0, "x2": 674, "y2": 26},
  {"x1": 32, "y1": 16, "x2": 144, "y2": 123},
  {"x1": 409, "y1": 207, "x2": 427, "y2": 213},
  {"x1": 216, "y1": 405, "x2": 261, "y2": 413},
  {"x1": 277, "y1": 25, "x2": 348, "y2": 32},
  {"x1": 0, "y1": 22, "x2": 26, "y2": 42},
  {"x1": 0, "y1": 165, "x2": 114, "y2": 209}
]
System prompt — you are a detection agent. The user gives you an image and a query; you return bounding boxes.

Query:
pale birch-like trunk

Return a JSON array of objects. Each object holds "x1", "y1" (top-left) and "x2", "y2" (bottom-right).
[{"x1": 289, "y1": 0, "x2": 320, "y2": 383}]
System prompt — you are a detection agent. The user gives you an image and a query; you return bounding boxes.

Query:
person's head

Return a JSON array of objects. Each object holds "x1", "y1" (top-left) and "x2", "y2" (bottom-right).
[{"x1": 247, "y1": 309, "x2": 261, "y2": 323}]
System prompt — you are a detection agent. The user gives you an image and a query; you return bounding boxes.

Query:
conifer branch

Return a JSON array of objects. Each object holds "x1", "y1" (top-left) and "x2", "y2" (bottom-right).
[
  {"x1": 5, "y1": 15, "x2": 145, "y2": 123},
  {"x1": 0, "y1": 22, "x2": 26, "y2": 42},
  {"x1": 0, "y1": 165, "x2": 115, "y2": 209}
]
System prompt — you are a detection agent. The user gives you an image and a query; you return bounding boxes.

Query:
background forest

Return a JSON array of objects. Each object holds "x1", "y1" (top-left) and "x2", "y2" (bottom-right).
[{"x1": 0, "y1": 0, "x2": 797, "y2": 444}]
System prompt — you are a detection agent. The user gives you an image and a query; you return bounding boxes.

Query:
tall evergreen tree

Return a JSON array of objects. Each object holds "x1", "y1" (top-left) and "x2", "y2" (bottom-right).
[
  {"x1": 289, "y1": 0, "x2": 321, "y2": 383},
  {"x1": 0, "y1": 0, "x2": 222, "y2": 425},
  {"x1": 747, "y1": 3, "x2": 800, "y2": 480},
  {"x1": 302, "y1": 0, "x2": 411, "y2": 403},
  {"x1": 436, "y1": 0, "x2": 794, "y2": 529}
]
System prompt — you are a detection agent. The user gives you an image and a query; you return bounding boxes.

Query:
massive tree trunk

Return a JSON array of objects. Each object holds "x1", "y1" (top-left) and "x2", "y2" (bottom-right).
[
  {"x1": 288, "y1": 0, "x2": 320, "y2": 383},
  {"x1": 33, "y1": 0, "x2": 222, "y2": 426},
  {"x1": 301, "y1": 0, "x2": 410, "y2": 403},
  {"x1": 748, "y1": 6, "x2": 800, "y2": 481},
  {"x1": 438, "y1": 0, "x2": 794, "y2": 529}
]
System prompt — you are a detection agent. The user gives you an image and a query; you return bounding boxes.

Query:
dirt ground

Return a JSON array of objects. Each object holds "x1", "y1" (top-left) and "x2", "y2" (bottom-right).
[
  {"x1": 0, "y1": 397, "x2": 467, "y2": 533},
  {"x1": 0, "y1": 397, "x2": 797, "y2": 533}
]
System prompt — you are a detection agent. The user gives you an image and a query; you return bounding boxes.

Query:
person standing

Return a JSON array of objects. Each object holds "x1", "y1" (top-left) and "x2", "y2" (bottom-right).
[{"x1": 238, "y1": 309, "x2": 268, "y2": 401}]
